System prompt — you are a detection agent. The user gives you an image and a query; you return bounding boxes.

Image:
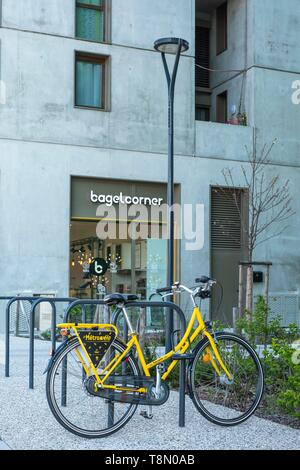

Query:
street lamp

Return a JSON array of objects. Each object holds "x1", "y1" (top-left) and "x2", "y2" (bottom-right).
[{"x1": 154, "y1": 37, "x2": 189, "y2": 352}]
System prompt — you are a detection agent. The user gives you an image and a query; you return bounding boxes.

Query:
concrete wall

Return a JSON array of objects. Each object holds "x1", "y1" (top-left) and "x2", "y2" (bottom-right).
[
  {"x1": 0, "y1": 134, "x2": 252, "y2": 330},
  {"x1": 1, "y1": 0, "x2": 195, "y2": 53},
  {"x1": 0, "y1": 28, "x2": 194, "y2": 156},
  {"x1": 0, "y1": 0, "x2": 300, "y2": 331},
  {"x1": 252, "y1": 0, "x2": 300, "y2": 73}
]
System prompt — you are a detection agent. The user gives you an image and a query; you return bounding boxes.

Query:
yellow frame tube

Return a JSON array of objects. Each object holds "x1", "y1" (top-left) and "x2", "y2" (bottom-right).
[{"x1": 59, "y1": 303, "x2": 232, "y2": 393}]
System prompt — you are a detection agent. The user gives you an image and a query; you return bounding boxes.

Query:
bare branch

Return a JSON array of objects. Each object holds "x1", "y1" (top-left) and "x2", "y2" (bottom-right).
[{"x1": 218, "y1": 137, "x2": 294, "y2": 260}]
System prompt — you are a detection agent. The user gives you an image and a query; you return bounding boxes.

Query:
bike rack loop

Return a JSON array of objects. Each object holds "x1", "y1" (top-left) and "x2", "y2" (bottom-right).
[
  {"x1": 4, "y1": 296, "x2": 35, "y2": 380},
  {"x1": 29, "y1": 298, "x2": 78, "y2": 389},
  {"x1": 3, "y1": 296, "x2": 77, "y2": 389},
  {"x1": 112, "y1": 301, "x2": 188, "y2": 428},
  {"x1": 0, "y1": 296, "x2": 15, "y2": 377},
  {"x1": 63, "y1": 299, "x2": 188, "y2": 428}
]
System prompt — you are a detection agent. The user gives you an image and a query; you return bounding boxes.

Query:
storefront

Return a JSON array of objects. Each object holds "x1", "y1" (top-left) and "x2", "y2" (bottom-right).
[{"x1": 70, "y1": 177, "x2": 178, "y2": 301}]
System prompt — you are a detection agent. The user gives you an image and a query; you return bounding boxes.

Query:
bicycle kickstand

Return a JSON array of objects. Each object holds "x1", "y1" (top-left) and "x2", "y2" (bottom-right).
[{"x1": 140, "y1": 406, "x2": 153, "y2": 420}]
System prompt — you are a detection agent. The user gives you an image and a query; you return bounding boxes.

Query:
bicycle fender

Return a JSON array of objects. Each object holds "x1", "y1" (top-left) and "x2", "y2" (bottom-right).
[
  {"x1": 43, "y1": 339, "x2": 70, "y2": 375},
  {"x1": 186, "y1": 336, "x2": 209, "y2": 396}
]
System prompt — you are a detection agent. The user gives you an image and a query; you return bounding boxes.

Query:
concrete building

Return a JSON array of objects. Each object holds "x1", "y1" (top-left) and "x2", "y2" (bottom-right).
[{"x1": 0, "y1": 0, "x2": 300, "y2": 332}]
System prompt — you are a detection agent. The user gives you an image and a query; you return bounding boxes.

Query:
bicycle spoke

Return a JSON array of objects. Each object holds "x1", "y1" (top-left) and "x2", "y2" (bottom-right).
[
  {"x1": 46, "y1": 339, "x2": 139, "y2": 438},
  {"x1": 191, "y1": 334, "x2": 264, "y2": 424}
]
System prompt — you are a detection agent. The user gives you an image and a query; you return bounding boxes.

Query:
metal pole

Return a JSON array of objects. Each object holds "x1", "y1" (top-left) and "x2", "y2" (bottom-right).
[
  {"x1": 5, "y1": 302, "x2": 10, "y2": 377},
  {"x1": 179, "y1": 361, "x2": 186, "y2": 427},
  {"x1": 161, "y1": 40, "x2": 182, "y2": 353},
  {"x1": 29, "y1": 301, "x2": 35, "y2": 389},
  {"x1": 51, "y1": 303, "x2": 57, "y2": 355}
]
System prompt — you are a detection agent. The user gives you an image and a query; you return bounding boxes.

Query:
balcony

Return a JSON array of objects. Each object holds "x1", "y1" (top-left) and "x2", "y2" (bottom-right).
[
  {"x1": 195, "y1": 120, "x2": 254, "y2": 162},
  {"x1": 196, "y1": 0, "x2": 249, "y2": 129}
]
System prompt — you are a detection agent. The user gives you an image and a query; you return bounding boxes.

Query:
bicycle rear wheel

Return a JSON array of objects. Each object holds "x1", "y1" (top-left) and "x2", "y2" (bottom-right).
[
  {"x1": 46, "y1": 337, "x2": 140, "y2": 438},
  {"x1": 189, "y1": 332, "x2": 264, "y2": 426}
]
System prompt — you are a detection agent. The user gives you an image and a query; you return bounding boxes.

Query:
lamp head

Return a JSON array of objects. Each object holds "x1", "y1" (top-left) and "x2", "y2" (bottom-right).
[{"x1": 154, "y1": 37, "x2": 189, "y2": 54}]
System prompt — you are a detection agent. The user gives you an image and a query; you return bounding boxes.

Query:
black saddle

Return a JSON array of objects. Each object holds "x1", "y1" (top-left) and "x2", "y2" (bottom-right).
[{"x1": 104, "y1": 294, "x2": 138, "y2": 306}]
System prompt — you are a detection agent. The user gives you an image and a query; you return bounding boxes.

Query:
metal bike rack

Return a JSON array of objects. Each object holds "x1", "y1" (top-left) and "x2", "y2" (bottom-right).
[
  {"x1": 2, "y1": 296, "x2": 77, "y2": 389},
  {"x1": 2, "y1": 296, "x2": 190, "y2": 427},
  {"x1": 63, "y1": 299, "x2": 189, "y2": 428},
  {"x1": 29, "y1": 298, "x2": 77, "y2": 389},
  {"x1": 62, "y1": 299, "x2": 108, "y2": 407},
  {"x1": 112, "y1": 301, "x2": 188, "y2": 428},
  {"x1": 4, "y1": 296, "x2": 35, "y2": 380}
]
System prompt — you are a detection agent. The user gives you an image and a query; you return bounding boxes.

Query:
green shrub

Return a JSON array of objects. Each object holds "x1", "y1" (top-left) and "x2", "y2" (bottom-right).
[
  {"x1": 236, "y1": 296, "x2": 300, "y2": 421},
  {"x1": 264, "y1": 338, "x2": 300, "y2": 419},
  {"x1": 40, "y1": 328, "x2": 60, "y2": 341},
  {"x1": 236, "y1": 296, "x2": 298, "y2": 346}
]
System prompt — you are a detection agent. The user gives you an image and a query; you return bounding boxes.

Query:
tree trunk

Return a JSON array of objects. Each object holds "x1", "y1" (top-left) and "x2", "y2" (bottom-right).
[
  {"x1": 264, "y1": 265, "x2": 270, "y2": 348},
  {"x1": 238, "y1": 264, "x2": 244, "y2": 316},
  {"x1": 245, "y1": 265, "x2": 253, "y2": 315}
]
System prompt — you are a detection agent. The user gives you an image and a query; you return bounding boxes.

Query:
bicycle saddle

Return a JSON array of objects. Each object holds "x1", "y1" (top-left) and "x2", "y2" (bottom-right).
[{"x1": 104, "y1": 294, "x2": 138, "y2": 306}]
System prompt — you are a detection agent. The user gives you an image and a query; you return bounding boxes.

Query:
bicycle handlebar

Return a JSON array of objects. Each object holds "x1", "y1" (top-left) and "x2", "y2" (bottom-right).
[
  {"x1": 156, "y1": 277, "x2": 216, "y2": 299},
  {"x1": 156, "y1": 286, "x2": 173, "y2": 294}
]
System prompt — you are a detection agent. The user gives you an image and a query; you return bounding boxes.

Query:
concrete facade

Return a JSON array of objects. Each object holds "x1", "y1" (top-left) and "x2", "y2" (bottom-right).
[{"x1": 0, "y1": 0, "x2": 300, "y2": 331}]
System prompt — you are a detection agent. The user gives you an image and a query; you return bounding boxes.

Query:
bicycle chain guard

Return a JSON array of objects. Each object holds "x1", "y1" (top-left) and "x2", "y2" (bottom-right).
[{"x1": 85, "y1": 375, "x2": 170, "y2": 406}]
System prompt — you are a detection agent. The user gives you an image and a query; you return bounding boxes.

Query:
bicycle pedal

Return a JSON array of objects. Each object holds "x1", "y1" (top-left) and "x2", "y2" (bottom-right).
[{"x1": 140, "y1": 410, "x2": 153, "y2": 420}]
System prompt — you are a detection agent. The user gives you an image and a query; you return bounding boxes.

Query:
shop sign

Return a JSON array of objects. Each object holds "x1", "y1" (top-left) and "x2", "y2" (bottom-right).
[
  {"x1": 90, "y1": 191, "x2": 164, "y2": 207},
  {"x1": 90, "y1": 258, "x2": 108, "y2": 276}
]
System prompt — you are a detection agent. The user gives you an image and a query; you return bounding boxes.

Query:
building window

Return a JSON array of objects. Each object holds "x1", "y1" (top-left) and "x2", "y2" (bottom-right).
[
  {"x1": 195, "y1": 26, "x2": 210, "y2": 88},
  {"x1": 76, "y1": 0, "x2": 108, "y2": 42},
  {"x1": 75, "y1": 52, "x2": 109, "y2": 110},
  {"x1": 216, "y1": 2, "x2": 228, "y2": 55},
  {"x1": 196, "y1": 106, "x2": 210, "y2": 122},
  {"x1": 216, "y1": 91, "x2": 227, "y2": 123}
]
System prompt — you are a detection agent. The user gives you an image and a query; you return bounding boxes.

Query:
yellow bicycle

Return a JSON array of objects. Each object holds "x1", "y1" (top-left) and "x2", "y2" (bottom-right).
[{"x1": 46, "y1": 277, "x2": 264, "y2": 438}]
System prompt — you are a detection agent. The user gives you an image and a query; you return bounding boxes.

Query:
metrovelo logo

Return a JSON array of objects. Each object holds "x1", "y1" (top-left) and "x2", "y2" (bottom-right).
[{"x1": 82, "y1": 333, "x2": 112, "y2": 342}]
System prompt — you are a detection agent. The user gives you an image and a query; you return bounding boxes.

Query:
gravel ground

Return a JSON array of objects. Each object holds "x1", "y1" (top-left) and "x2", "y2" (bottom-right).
[
  {"x1": 0, "y1": 440, "x2": 10, "y2": 450},
  {"x1": 0, "y1": 334, "x2": 299, "y2": 451}
]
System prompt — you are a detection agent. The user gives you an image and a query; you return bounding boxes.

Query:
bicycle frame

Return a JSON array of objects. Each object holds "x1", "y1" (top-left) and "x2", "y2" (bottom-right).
[{"x1": 58, "y1": 305, "x2": 232, "y2": 395}]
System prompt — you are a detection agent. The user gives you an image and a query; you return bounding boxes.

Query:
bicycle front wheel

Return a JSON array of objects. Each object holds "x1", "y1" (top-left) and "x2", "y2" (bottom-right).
[
  {"x1": 46, "y1": 337, "x2": 140, "y2": 438},
  {"x1": 189, "y1": 333, "x2": 264, "y2": 426}
]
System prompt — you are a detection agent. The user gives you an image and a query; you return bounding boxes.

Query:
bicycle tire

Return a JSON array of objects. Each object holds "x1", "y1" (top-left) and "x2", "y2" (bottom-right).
[
  {"x1": 189, "y1": 332, "x2": 264, "y2": 426},
  {"x1": 46, "y1": 337, "x2": 140, "y2": 439}
]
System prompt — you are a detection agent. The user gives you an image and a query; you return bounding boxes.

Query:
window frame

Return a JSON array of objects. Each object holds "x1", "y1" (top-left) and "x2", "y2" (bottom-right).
[
  {"x1": 216, "y1": 90, "x2": 228, "y2": 124},
  {"x1": 74, "y1": 51, "x2": 111, "y2": 111},
  {"x1": 195, "y1": 26, "x2": 210, "y2": 89},
  {"x1": 195, "y1": 105, "x2": 210, "y2": 122},
  {"x1": 216, "y1": 1, "x2": 228, "y2": 56},
  {"x1": 75, "y1": 0, "x2": 111, "y2": 44}
]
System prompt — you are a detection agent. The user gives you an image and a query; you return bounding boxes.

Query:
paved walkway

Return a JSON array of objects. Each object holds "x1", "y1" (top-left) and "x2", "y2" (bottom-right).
[
  {"x1": 0, "y1": 441, "x2": 10, "y2": 450},
  {"x1": 0, "y1": 335, "x2": 299, "y2": 451}
]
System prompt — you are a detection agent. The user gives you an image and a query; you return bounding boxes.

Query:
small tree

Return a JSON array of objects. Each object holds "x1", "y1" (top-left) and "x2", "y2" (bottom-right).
[{"x1": 219, "y1": 135, "x2": 294, "y2": 313}]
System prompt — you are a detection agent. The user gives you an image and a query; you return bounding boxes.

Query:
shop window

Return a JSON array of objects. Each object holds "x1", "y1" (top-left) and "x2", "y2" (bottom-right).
[
  {"x1": 76, "y1": 0, "x2": 110, "y2": 43},
  {"x1": 216, "y1": 90, "x2": 227, "y2": 123},
  {"x1": 216, "y1": 2, "x2": 228, "y2": 55},
  {"x1": 70, "y1": 224, "x2": 168, "y2": 303},
  {"x1": 75, "y1": 52, "x2": 110, "y2": 110},
  {"x1": 70, "y1": 178, "x2": 171, "y2": 306}
]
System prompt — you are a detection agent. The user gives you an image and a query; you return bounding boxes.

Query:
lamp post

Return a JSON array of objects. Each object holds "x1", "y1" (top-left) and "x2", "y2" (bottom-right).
[{"x1": 154, "y1": 37, "x2": 189, "y2": 352}]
